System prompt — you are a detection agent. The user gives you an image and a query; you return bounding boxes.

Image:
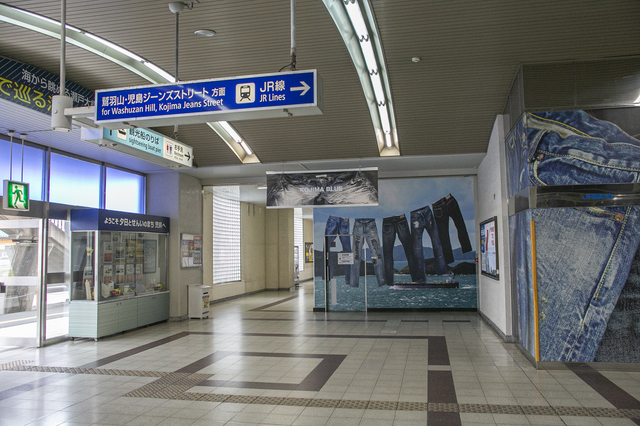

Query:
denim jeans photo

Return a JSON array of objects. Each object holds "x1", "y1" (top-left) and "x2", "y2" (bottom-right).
[
  {"x1": 410, "y1": 205, "x2": 448, "y2": 279},
  {"x1": 521, "y1": 110, "x2": 640, "y2": 362},
  {"x1": 382, "y1": 214, "x2": 417, "y2": 285},
  {"x1": 324, "y1": 215, "x2": 351, "y2": 285},
  {"x1": 350, "y1": 218, "x2": 385, "y2": 287},
  {"x1": 432, "y1": 194, "x2": 472, "y2": 265}
]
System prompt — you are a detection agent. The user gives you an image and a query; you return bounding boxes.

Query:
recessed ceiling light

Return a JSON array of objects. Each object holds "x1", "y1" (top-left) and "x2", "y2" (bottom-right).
[
  {"x1": 412, "y1": 57, "x2": 420, "y2": 63},
  {"x1": 194, "y1": 29, "x2": 215, "y2": 37}
]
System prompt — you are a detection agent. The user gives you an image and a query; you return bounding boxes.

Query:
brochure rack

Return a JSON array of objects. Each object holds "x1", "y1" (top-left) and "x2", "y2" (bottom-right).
[{"x1": 68, "y1": 209, "x2": 169, "y2": 341}]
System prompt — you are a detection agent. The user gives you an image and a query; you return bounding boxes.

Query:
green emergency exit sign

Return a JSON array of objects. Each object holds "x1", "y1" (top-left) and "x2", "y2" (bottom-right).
[{"x1": 3, "y1": 180, "x2": 29, "y2": 211}]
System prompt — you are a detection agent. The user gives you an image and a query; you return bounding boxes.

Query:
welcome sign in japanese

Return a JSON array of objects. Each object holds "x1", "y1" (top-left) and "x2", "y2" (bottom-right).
[
  {"x1": 0, "y1": 56, "x2": 93, "y2": 115},
  {"x1": 95, "y1": 70, "x2": 321, "y2": 126}
]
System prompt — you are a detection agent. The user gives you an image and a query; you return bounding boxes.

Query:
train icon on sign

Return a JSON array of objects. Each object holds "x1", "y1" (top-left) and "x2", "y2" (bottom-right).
[{"x1": 235, "y1": 83, "x2": 255, "y2": 103}]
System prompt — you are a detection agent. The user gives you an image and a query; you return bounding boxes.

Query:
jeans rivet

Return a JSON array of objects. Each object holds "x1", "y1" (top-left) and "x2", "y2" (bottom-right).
[
  {"x1": 536, "y1": 153, "x2": 544, "y2": 161},
  {"x1": 615, "y1": 213, "x2": 624, "y2": 222}
]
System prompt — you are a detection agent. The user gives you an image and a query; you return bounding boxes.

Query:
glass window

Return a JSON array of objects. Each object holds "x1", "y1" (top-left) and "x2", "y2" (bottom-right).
[
  {"x1": 212, "y1": 186, "x2": 241, "y2": 284},
  {"x1": 49, "y1": 153, "x2": 101, "y2": 207},
  {"x1": 105, "y1": 167, "x2": 145, "y2": 213},
  {"x1": 0, "y1": 138, "x2": 45, "y2": 200}
]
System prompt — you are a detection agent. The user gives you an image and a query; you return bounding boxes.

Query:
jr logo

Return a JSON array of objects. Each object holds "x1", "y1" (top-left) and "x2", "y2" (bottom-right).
[{"x1": 582, "y1": 193, "x2": 613, "y2": 200}]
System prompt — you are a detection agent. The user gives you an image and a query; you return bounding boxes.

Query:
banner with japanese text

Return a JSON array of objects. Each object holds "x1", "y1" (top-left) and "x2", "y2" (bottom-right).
[{"x1": 0, "y1": 56, "x2": 93, "y2": 115}]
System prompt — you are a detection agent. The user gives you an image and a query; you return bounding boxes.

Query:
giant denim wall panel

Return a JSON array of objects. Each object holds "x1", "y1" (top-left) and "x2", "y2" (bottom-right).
[
  {"x1": 507, "y1": 107, "x2": 640, "y2": 363},
  {"x1": 313, "y1": 176, "x2": 476, "y2": 310}
]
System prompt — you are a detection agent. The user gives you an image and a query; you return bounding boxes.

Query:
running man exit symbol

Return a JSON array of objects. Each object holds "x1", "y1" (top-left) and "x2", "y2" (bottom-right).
[{"x1": 3, "y1": 180, "x2": 29, "y2": 211}]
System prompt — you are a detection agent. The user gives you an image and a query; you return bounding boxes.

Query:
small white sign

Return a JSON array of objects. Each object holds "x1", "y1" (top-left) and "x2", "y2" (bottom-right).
[
  {"x1": 338, "y1": 253, "x2": 354, "y2": 265},
  {"x1": 236, "y1": 82, "x2": 255, "y2": 103}
]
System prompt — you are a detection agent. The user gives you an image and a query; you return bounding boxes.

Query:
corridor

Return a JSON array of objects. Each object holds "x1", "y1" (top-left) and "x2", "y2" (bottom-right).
[{"x1": 0, "y1": 286, "x2": 639, "y2": 426}]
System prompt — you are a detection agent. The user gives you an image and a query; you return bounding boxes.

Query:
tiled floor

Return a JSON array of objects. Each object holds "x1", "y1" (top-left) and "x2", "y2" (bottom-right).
[{"x1": 1, "y1": 285, "x2": 640, "y2": 425}]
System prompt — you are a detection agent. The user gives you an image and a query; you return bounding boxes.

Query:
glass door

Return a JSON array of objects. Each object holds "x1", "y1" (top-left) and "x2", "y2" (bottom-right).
[
  {"x1": 325, "y1": 233, "x2": 366, "y2": 311},
  {"x1": 45, "y1": 218, "x2": 70, "y2": 342},
  {"x1": 0, "y1": 218, "x2": 43, "y2": 347}
]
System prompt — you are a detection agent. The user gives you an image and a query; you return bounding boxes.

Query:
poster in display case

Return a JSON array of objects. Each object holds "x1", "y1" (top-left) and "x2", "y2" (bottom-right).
[{"x1": 480, "y1": 217, "x2": 499, "y2": 279}]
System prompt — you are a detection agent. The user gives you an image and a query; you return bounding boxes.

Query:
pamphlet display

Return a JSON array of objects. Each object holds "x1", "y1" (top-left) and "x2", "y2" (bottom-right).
[
  {"x1": 181, "y1": 233, "x2": 203, "y2": 267},
  {"x1": 68, "y1": 209, "x2": 170, "y2": 340}
]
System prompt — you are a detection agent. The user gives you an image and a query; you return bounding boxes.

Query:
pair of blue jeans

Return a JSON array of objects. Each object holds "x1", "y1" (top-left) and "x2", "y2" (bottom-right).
[
  {"x1": 432, "y1": 195, "x2": 472, "y2": 265},
  {"x1": 410, "y1": 206, "x2": 448, "y2": 279},
  {"x1": 516, "y1": 110, "x2": 640, "y2": 362},
  {"x1": 350, "y1": 218, "x2": 385, "y2": 287},
  {"x1": 382, "y1": 214, "x2": 416, "y2": 286},
  {"x1": 324, "y1": 215, "x2": 351, "y2": 284}
]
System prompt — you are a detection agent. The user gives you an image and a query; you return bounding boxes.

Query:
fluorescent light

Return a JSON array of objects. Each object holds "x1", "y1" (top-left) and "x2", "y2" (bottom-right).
[
  {"x1": 344, "y1": 1, "x2": 369, "y2": 40},
  {"x1": 378, "y1": 104, "x2": 391, "y2": 133},
  {"x1": 239, "y1": 141, "x2": 253, "y2": 156},
  {"x1": 86, "y1": 33, "x2": 143, "y2": 62},
  {"x1": 370, "y1": 73, "x2": 385, "y2": 105},
  {"x1": 219, "y1": 121, "x2": 243, "y2": 143},
  {"x1": 143, "y1": 62, "x2": 175, "y2": 82},
  {"x1": 384, "y1": 132, "x2": 392, "y2": 148},
  {"x1": 360, "y1": 38, "x2": 378, "y2": 74},
  {"x1": 18, "y1": 8, "x2": 59, "y2": 25},
  {"x1": 635, "y1": 91, "x2": 640, "y2": 104}
]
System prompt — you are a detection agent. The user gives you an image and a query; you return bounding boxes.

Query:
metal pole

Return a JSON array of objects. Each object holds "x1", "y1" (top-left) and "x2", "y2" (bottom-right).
[
  {"x1": 60, "y1": 0, "x2": 66, "y2": 96},
  {"x1": 20, "y1": 135, "x2": 24, "y2": 182},
  {"x1": 290, "y1": 0, "x2": 296, "y2": 70},
  {"x1": 175, "y1": 12, "x2": 179, "y2": 82},
  {"x1": 8, "y1": 132, "x2": 13, "y2": 180},
  {"x1": 174, "y1": 11, "x2": 179, "y2": 137}
]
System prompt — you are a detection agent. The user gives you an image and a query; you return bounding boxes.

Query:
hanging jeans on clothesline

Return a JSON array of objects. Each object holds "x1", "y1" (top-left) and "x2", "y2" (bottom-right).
[{"x1": 433, "y1": 194, "x2": 472, "y2": 265}]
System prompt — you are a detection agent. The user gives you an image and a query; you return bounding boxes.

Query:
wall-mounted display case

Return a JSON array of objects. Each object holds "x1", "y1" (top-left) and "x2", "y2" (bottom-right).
[{"x1": 68, "y1": 209, "x2": 170, "y2": 340}]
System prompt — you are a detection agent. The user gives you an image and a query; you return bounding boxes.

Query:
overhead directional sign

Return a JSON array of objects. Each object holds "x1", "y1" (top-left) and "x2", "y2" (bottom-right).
[
  {"x1": 81, "y1": 126, "x2": 193, "y2": 168},
  {"x1": 94, "y1": 70, "x2": 322, "y2": 129}
]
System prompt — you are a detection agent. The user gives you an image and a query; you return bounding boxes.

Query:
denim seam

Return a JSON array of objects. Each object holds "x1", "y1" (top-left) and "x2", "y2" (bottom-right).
[
  {"x1": 527, "y1": 130, "x2": 548, "y2": 163},
  {"x1": 528, "y1": 113, "x2": 591, "y2": 138},
  {"x1": 535, "y1": 150, "x2": 640, "y2": 172},
  {"x1": 593, "y1": 206, "x2": 630, "y2": 301},
  {"x1": 530, "y1": 112, "x2": 640, "y2": 144}
]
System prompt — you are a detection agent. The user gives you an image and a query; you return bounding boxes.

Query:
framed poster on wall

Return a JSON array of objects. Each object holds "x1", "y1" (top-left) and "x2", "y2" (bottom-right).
[
  {"x1": 305, "y1": 242, "x2": 313, "y2": 263},
  {"x1": 480, "y1": 216, "x2": 499, "y2": 279}
]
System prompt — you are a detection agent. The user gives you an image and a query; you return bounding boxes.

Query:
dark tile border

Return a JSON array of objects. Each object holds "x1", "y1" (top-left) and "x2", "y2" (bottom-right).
[
  {"x1": 249, "y1": 295, "x2": 301, "y2": 311},
  {"x1": 567, "y1": 362, "x2": 640, "y2": 424}
]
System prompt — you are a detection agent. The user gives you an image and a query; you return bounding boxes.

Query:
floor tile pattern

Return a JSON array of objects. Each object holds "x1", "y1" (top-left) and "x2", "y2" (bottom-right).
[{"x1": 1, "y1": 286, "x2": 640, "y2": 425}]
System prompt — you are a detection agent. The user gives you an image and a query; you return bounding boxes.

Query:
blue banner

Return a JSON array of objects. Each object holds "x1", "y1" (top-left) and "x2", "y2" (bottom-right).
[
  {"x1": 95, "y1": 70, "x2": 317, "y2": 123},
  {"x1": 71, "y1": 209, "x2": 170, "y2": 233},
  {"x1": 0, "y1": 56, "x2": 93, "y2": 115}
]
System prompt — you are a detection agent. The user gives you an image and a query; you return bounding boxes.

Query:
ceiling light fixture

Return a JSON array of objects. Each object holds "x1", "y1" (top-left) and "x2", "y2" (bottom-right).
[
  {"x1": 0, "y1": 3, "x2": 175, "y2": 84},
  {"x1": 0, "y1": 3, "x2": 261, "y2": 162},
  {"x1": 207, "y1": 122, "x2": 260, "y2": 164},
  {"x1": 194, "y1": 29, "x2": 216, "y2": 37},
  {"x1": 324, "y1": 0, "x2": 398, "y2": 156}
]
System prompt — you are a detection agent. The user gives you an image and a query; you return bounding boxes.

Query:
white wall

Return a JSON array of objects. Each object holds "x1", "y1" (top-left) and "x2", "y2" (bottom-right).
[
  {"x1": 147, "y1": 172, "x2": 203, "y2": 320},
  {"x1": 299, "y1": 218, "x2": 314, "y2": 282},
  {"x1": 476, "y1": 115, "x2": 513, "y2": 338}
]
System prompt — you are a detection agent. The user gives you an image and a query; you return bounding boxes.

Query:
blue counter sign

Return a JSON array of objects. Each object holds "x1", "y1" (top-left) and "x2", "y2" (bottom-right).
[{"x1": 95, "y1": 70, "x2": 322, "y2": 128}]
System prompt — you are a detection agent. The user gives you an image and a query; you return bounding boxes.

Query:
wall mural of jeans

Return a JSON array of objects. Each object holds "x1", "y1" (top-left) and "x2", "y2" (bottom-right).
[
  {"x1": 313, "y1": 176, "x2": 476, "y2": 310},
  {"x1": 382, "y1": 214, "x2": 417, "y2": 286},
  {"x1": 507, "y1": 108, "x2": 640, "y2": 363},
  {"x1": 411, "y1": 205, "x2": 448, "y2": 280},
  {"x1": 351, "y1": 218, "x2": 385, "y2": 288},
  {"x1": 324, "y1": 215, "x2": 351, "y2": 285},
  {"x1": 433, "y1": 195, "x2": 473, "y2": 265}
]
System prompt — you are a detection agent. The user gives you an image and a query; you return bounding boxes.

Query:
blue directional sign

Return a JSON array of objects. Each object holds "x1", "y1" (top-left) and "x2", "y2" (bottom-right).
[{"x1": 95, "y1": 70, "x2": 322, "y2": 128}]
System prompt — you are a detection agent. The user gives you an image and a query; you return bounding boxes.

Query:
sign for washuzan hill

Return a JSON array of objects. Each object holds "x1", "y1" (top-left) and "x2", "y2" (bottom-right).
[{"x1": 95, "y1": 70, "x2": 322, "y2": 128}]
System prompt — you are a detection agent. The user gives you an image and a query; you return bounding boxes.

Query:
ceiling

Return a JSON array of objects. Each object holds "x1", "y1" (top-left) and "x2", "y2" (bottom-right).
[{"x1": 1, "y1": 0, "x2": 639, "y2": 183}]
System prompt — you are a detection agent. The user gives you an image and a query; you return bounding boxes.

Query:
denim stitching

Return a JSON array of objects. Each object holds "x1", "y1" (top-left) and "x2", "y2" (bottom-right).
[
  {"x1": 593, "y1": 206, "x2": 630, "y2": 301},
  {"x1": 528, "y1": 114, "x2": 640, "y2": 149},
  {"x1": 536, "y1": 150, "x2": 640, "y2": 172}
]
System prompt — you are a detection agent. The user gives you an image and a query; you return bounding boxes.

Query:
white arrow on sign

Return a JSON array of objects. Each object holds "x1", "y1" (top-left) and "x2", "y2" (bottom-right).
[{"x1": 290, "y1": 81, "x2": 310, "y2": 96}]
